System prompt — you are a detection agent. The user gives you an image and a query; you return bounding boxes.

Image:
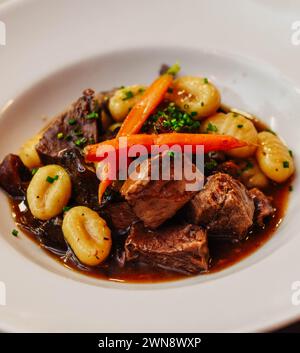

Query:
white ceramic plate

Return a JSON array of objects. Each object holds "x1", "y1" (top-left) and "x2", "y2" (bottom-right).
[{"x1": 0, "y1": 0, "x2": 300, "y2": 332}]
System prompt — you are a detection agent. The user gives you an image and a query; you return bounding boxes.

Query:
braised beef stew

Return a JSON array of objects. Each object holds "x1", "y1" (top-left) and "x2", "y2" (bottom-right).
[{"x1": 0, "y1": 64, "x2": 295, "y2": 283}]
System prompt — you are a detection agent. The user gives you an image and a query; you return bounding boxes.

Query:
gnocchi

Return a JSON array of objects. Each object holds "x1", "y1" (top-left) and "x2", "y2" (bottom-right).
[
  {"x1": 108, "y1": 85, "x2": 146, "y2": 122},
  {"x1": 239, "y1": 158, "x2": 269, "y2": 189},
  {"x1": 62, "y1": 206, "x2": 112, "y2": 266},
  {"x1": 19, "y1": 133, "x2": 42, "y2": 169},
  {"x1": 256, "y1": 131, "x2": 295, "y2": 183},
  {"x1": 167, "y1": 76, "x2": 221, "y2": 120},
  {"x1": 27, "y1": 165, "x2": 72, "y2": 220},
  {"x1": 201, "y1": 112, "x2": 258, "y2": 158}
]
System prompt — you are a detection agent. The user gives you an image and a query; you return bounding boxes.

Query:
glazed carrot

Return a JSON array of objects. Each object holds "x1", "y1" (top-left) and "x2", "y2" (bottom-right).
[
  {"x1": 96, "y1": 64, "x2": 180, "y2": 201},
  {"x1": 85, "y1": 133, "x2": 247, "y2": 162},
  {"x1": 117, "y1": 74, "x2": 174, "y2": 136},
  {"x1": 98, "y1": 178, "x2": 112, "y2": 202}
]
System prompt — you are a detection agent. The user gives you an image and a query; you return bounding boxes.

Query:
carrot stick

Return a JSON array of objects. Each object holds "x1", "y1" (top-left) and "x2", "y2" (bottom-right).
[
  {"x1": 85, "y1": 133, "x2": 247, "y2": 162},
  {"x1": 117, "y1": 74, "x2": 173, "y2": 137},
  {"x1": 95, "y1": 64, "x2": 180, "y2": 201}
]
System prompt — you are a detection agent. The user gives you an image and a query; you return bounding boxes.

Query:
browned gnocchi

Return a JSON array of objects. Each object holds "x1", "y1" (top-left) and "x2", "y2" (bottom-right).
[
  {"x1": 168, "y1": 76, "x2": 221, "y2": 120},
  {"x1": 27, "y1": 165, "x2": 72, "y2": 220},
  {"x1": 201, "y1": 112, "x2": 258, "y2": 158},
  {"x1": 108, "y1": 85, "x2": 146, "y2": 122},
  {"x1": 256, "y1": 132, "x2": 295, "y2": 183},
  {"x1": 62, "y1": 206, "x2": 112, "y2": 266},
  {"x1": 19, "y1": 133, "x2": 43, "y2": 169}
]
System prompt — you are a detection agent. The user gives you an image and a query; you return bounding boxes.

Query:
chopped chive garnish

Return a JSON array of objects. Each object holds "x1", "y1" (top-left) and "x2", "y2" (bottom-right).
[
  {"x1": 46, "y1": 175, "x2": 59, "y2": 184},
  {"x1": 167, "y1": 87, "x2": 173, "y2": 94},
  {"x1": 75, "y1": 137, "x2": 87, "y2": 146},
  {"x1": 31, "y1": 168, "x2": 39, "y2": 176},
  {"x1": 289, "y1": 150, "x2": 293, "y2": 157},
  {"x1": 68, "y1": 119, "x2": 76, "y2": 125},
  {"x1": 143, "y1": 102, "x2": 200, "y2": 133},
  {"x1": 85, "y1": 112, "x2": 99, "y2": 119},
  {"x1": 12, "y1": 229, "x2": 18, "y2": 237},
  {"x1": 63, "y1": 206, "x2": 71, "y2": 212},
  {"x1": 206, "y1": 122, "x2": 218, "y2": 133},
  {"x1": 166, "y1": 62, "x2": 181, "y2": 76},
  {"x1": 57, "y1": 132, "x2": 64, "y2": 139},
  {"x1": 237, "y1": 124, "x2": 244, "y2": 128},
  {"x1": 122, "y1": 90, "x2": 134, "y2": 101},
  {"x1": 283, "y1": 161, "x2": 289, "y2": 168},
  {"x1": 203, "y1": 78, "x2": 209, "y2": 84}
]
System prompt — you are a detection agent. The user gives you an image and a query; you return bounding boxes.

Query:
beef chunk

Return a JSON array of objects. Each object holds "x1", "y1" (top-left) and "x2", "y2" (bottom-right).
[
  {"x1": 15, "y1": 202, "x2": 67, "y2": 254},
  {"x1": 249, "y1": 188, "x2": 274, "y2": 227},
  {"x1": 121, "y1": 153, "x2": 203, "y2": 229},
  {"x1": 188, "y1": 173, "x2": 255, "y2": 240},
  {"x1": 36, "y1": 89, "x2": 101, "y2": 164},
  {"x1": 57, "y1": 148, "x2": 99, "y2": 210},
  {"x1": 216, "y1": 160, "x2": 240, "y2": 179},
  {"x1": 0, "y1": 154, "x2": 31, "y2": 198},
  {"x1": 35, "y1": 217, "x2": 67, "y2": 254},
  {"x1": 103, "y1": 202, "x2": 138, "y2": 234},
  {"x1": 125, "y1": 223, "x2": 209, "y2": 274}
]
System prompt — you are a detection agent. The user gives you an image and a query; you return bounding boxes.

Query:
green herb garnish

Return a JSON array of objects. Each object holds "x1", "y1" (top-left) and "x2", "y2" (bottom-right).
[
  {"x1": 206, "y1": 122, "x2": 218, "y2": 133},
  {"x1": 63, "y1": 206, "x2": 71, "y2": 213},
  {"x1": 144, "y1": 103, "x2": 200, "y2": 133},
  {"x1": 68, "y1": 119, "x2": 76, "y2": 125},
  {"x1": 283, "y1": 161, "x2": 289, "y2": 168},
  {"x1": 46, "y1": 175, "x2": 59, "y2": 184},
  {"x1": 122, "y1": 90, "x2": 134, "y2": 101},
  {"x1": 237, "y1": 124, "x2": 243, "y2": 128},
  {"x1": 12, "y1": 229, "x2": 18, "y2": 237},
  {"x1": 166, "y1": 62, "x2": 181, "y2": 76},
  {"x1": 85, "y1": 112, "x2": 99, "y2": 119},
  {"x1": 203, "y1": 78, "x2": 209, "y2": 84},
  {"x1": 289, "y1": 150, "x2": 293, "y2": 158},
  {"x1": 31, "y1": 168, "x2": 39, "y2": 176},
  {"x1": 75, "y1": 137, "x2": 87, "y2": 147}
]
